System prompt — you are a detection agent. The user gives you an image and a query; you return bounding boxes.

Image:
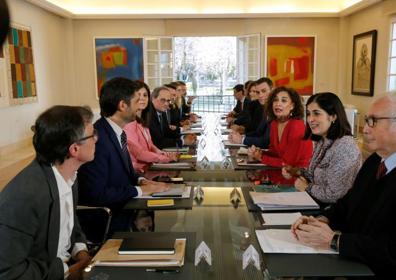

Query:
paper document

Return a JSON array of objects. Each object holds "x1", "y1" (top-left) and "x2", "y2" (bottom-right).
[
  {"x1": 250, "y1": 191, "x2": 319, "y2": 211},
  {"x1": 255, "y1": 229, "x2": 338, "y2": 254},
  {"x1": 223, "y1": 140, "x2": 247, "y2": 147},
  {"x1": 162, "y1": 147, "x2": 189, "y2": 153},
  {"x1": 237, "y1": 159, "x2": 266, "y2": 167},
  {"x1": 261, "y1": 212, "x2": 302, "y2": 225},
  {"x1": 150, "y1": 186, "x2": 191, "y2": 199},
  {"x1": 180, "y1": 128, "x2": 203, "y2": 135},
  {"x1": 237, "y1": 147, "x2": 248, "y2": 155},
  {"x1": 221, "y1": 128, "x2": 232, "y2": 134},
  {"x1": 151, "y1": 162, "x2": 192, "y2": 170}
]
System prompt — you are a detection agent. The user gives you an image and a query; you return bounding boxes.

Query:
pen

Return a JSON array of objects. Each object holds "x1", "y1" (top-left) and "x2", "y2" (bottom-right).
[{"x1": 146, "y1": 268, "x2": 180, "y2": 273}]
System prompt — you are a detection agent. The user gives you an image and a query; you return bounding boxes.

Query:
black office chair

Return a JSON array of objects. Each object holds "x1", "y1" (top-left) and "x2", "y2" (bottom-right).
[{"x1": 76, "y1": 206, "x2": 112, "y2": 254}]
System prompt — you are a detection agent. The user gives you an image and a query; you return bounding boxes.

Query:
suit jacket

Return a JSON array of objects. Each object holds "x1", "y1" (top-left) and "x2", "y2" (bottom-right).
[
  {"x1": 148, "y1": 108, "x2": 182, "y2": 149},
  {"x1": 243, "y1": 117, "x2": 270, "y2": 148},
  {"x1": 233, "y1": 98, "x2": 251, "y2": 127},
  {"x1": 0, "y1": 160, "x2": 86, "y2": 280},
  {"x1": 78, "y1": 117, "x2": 139, "y2": 209},
  {"x1": 124, "y1": 121, "x2": 171, "y2": 172},
  {"x1": 324, "y1": 153, "x2": 396, "y2": 277},
  {"x1": 243, "y1": 100, "x2": 264, "y2": 133}
]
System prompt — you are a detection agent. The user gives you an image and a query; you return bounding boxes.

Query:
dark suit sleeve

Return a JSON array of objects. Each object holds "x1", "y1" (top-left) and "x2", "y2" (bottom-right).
[
  {"x1": 149, "y1": 117, "x2": 181, "y2": 149},
  {"x1": 78, "y1": 139, "x2": 138, "y2": 207},
  {"x1": 243, "y1": 118, "x2": 270, "y2": 148},
  {"x1": 0, "y1": 183, "x2": 64, "y2": 280}
]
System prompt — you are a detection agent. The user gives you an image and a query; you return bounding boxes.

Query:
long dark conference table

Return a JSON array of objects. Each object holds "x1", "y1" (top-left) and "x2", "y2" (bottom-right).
[{"x1": 83, "y1": 113, "x2": 373, "y2": 280}]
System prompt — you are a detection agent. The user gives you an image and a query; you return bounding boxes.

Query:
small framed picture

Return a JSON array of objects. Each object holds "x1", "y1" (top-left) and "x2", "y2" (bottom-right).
[{"x1": 351, "y1": 30, "x2": 377, "y2": 96}]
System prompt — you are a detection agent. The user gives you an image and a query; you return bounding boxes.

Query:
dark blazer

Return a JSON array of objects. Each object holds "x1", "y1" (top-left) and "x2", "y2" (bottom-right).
[
  {"x1": 244, "y1": 100, "x2": 264, "y2": 133},
  {"x1": 234, "y1": 98, "x2": 251, "y2": 127},
  {"x1": 78, "y1": 117, "x2": 139, "y2": 209},
  {"x1": 181, "y1": 97, "x2": 191, "y2": 117},
  {"x1": 0, "y1": 160, "x2": 86, "y2": 280},
  {"x1": 148, "y1": 108, "x2": 182, "y2": 149},
  {"x1": 243, "y1": 117, "x2": 270, "y2": 149},
  {"x1": 324, "y1": 153, "x2": 396, "y2": 277}
]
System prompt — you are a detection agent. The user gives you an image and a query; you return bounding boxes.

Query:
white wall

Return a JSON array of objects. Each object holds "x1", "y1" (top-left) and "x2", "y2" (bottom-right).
[{"x1": 0, "y1": 0, "x2": 73, "y2": 147}]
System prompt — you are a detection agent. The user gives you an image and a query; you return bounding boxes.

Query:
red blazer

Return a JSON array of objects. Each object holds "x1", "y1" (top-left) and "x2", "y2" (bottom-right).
[
  {"x1": 262, "y1": 119, "x2": 312, "y2": 168},
  {"x1": 124, "y1": 121, "x2": 171, "y2": 172}
]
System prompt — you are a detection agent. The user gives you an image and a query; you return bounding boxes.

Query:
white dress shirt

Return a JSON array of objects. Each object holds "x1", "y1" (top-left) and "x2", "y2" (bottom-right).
[
  {"x1": 52, "y1": 166, "x2": 87, "y2": 278},
  {"x1": 106, "y1": 118, "x2": 143, "y2": 196}
]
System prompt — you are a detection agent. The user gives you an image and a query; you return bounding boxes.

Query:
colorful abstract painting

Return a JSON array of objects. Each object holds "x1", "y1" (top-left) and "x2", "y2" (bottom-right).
[
  {"x1": 7, "y1": 24, "x2": 37, "y2": 105},
  {"x1": 266, "y1": 36, "x2": 315, "y2": 95},
  {"x1": 94, "y1": 38, "x2": 144, "y2": 98}
]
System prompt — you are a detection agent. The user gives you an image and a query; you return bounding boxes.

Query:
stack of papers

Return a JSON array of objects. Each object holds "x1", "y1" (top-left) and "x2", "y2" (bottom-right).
[
  {"x1": 92, "y1": 238, "x2": 186, "y2": 267},
  {"x1": 237, "y1": 147, "x2": 249, "y2": 155},
  {"x1": 221, "y1": 128, "x2": 232, "y2": 134},
  {"x1": 261, "y1": 212, "x2": 302, "y2": 225},
  {"x1": 250, "y1": 191, "x2": 319, "y2": 211},
  {"x1": 237, "y1": 159, "x2": 266, "y2": 167},
  {"x1": 151, "y1": 162, "x2": 192, "y2": 170},
  {"x1": 223, "y1": 140, "x2": 247, "y2": 147},
  {"x1": 255, "y1": 229, "x2": 338, "y2": 254},
  {"x1": 162, "y1": 147, "x2": 189, "y2": 153},
  {"x1": 151, "y1": 186, "x2": 191, "y2": 198},
  {"x1": 180, "y1": 128, "x2": 203, "y2": 135}
]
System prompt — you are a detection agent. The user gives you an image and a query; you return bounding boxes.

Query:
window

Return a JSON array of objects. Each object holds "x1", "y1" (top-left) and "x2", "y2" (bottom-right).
[{"x1": 388, "y1": 20, "x2": 396, "y2": 91}]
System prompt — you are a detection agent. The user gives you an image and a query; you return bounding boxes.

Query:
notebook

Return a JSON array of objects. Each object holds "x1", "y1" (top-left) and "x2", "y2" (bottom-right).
[
  {"x1": 250, "y1": 191, "x2": 319, "y2": 211},
  {"x1": 118, "y1": 236, "x2": 175, "y2": 255},
  {"x1": 152, "y1": 185, "x2": 186, "y2": 197},
  {"x1": 147, "y1": 199, "x2": 174, "y2": 207}
]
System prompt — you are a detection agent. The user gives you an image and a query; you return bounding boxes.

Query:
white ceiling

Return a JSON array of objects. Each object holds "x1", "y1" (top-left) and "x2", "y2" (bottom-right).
[{"x1": 26, "y1": 0, "x2": 382, "y2": 19}]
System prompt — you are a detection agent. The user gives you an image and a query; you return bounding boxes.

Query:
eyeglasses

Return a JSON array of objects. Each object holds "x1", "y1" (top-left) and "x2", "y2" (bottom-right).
[
  {"x1": 364, "y1": 116, "x2": 396, "y2": 128},
  {"x1": 159, "y1": 98, "x2": 171, "y2": 104},
  {"x1": 77, "y1": 129, "x2": 98, "y2": 143}
]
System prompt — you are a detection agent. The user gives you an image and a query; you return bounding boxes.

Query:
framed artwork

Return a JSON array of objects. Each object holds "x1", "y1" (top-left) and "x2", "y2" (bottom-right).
[
  {"x1": 351, "y1": 30, "x2": 377, "y2": 96},
  {"x1": 265, "y1": 36, "x2": 315, "y2": 95},
  {"x1": 5, "y1": 23, "x2": 37, "y2": 105},
  {"x1": 94, "y1": 37, "x2": 144, "y2": 99}
]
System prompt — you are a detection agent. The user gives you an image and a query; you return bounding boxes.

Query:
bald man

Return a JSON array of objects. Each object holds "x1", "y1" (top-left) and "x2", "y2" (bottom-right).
[{"x1": 291, "y1": 94, "x2": 396, "y2": 277}]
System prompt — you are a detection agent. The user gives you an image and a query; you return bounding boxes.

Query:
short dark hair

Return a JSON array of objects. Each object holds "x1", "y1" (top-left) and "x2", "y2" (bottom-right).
[
  {"x1": 99, "y1": 77, "x2": 141, "y2": 117},
  {"x1": 164, "y1": 83, "x2": 176, "y2": 90},
  {"x1": 176, "y1": 80, "x2": 186, "y2": 86},
  {"x1": 135, "y1": 81, "x2": 152, "y2": 128},
  {"x1": 266, "y1": 86, "x2": 304, "y2": 121},
  {"x1": 233, "y1": 84, "x2": 244, "y2": 92},
  {"x1": 256, "y1": 77, "x2": 274, "y2": 88},
  {"x1": 0, "y1": 0, "x2": 10, "y2": 46},
  {"x1": 33, "y1": 106, "x2": 93, "y2": 165},
  {"x1": 304, "y1": 92, "x2": 352, "y2": 141}
]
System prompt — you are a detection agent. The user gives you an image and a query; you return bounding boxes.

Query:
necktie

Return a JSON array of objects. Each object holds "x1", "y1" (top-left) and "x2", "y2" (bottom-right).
[
  {"x1": 158, "y1": 113, "x2": 163, "y2": 133},
  {"x1": 376, "y1": 161, "x2": 387, "y2": 179},
  {"x1": 121, "y1": 131, "x2": 128, "y2": 155}
]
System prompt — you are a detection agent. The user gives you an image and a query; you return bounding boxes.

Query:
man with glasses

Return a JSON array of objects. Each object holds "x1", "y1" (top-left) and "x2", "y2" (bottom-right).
[
  {"x1": 291, "y1": 94, "x2": 396, "y2": 277},
  {"x1": 78, "y1": 78, "x2": 169, "y2": 234},
  {"x1": 149, "y1": 86, "x2": 195, "y2": 149},
  {"x1": 0, "y1": 106, "x2": 95, "y2": 279}
]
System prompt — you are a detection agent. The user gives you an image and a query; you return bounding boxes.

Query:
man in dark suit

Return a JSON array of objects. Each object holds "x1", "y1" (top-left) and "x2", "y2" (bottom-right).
[
  {"x1": 227, "y1": 84, "x2": 251, "y2": 126},
  {"x1": 149, "y1": 86, "x2": 196, "y2": 149},
  {"x1": 0, "y1": 106, "x2": 93, "y2": 280},
  {"x1": 291, "y1": 94, "x2": 396, "y2": 277},
  {"x1": 78, "y1": 78, "x2": 168, "y2": 232}
]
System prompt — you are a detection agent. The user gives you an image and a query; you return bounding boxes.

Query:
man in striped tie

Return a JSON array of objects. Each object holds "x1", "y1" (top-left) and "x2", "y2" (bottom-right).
[
  {"x1": 78, "y1": 77, "x2": 169, "y2": 234},
  {"x1": 291, "y1": 94, "x2": 396, "y2": 277}
]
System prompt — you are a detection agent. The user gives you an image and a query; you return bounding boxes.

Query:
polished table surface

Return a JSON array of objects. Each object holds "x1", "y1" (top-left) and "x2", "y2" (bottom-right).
[{"x1": 84, "y1": 113, "x2": 373, "y2": 279}]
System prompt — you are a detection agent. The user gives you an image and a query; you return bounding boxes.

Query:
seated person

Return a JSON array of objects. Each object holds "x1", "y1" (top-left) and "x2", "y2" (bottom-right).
[
  {"x1": 0, "y1": 106, "x2": 93, "y2": 279},
  {"x1": 248, "y1": 86, "x2": 313, "y2": 168},
  {"x1": 283, "y1": 92, "x2": 361, "y2": 206},
  {"x1": 176, "y1": 80, "x2": 199, "y2": 123},
  {"x1": 226, "y1": 84, "x2": 251, "y2": 126},
  {"x1": 229, "y1": 77, "x2": 273, "y2": 148},
  {"x1": 149, "y1": 86, "x2": 196, "y2": 149},
  {"x1": 124, "y1": 82, "x2": 178, "y2": 173},
  {"x1": 78, "y1": 78, "x2": 169, "y2": 233},
  {"x1": 291, "y1": 94, "x2": 396, "y2": 277}
]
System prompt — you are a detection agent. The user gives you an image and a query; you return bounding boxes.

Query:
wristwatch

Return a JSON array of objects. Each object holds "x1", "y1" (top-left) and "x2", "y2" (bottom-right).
[{"x1": 330, "y1": 232, "x2": 341, "y2": 251}]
